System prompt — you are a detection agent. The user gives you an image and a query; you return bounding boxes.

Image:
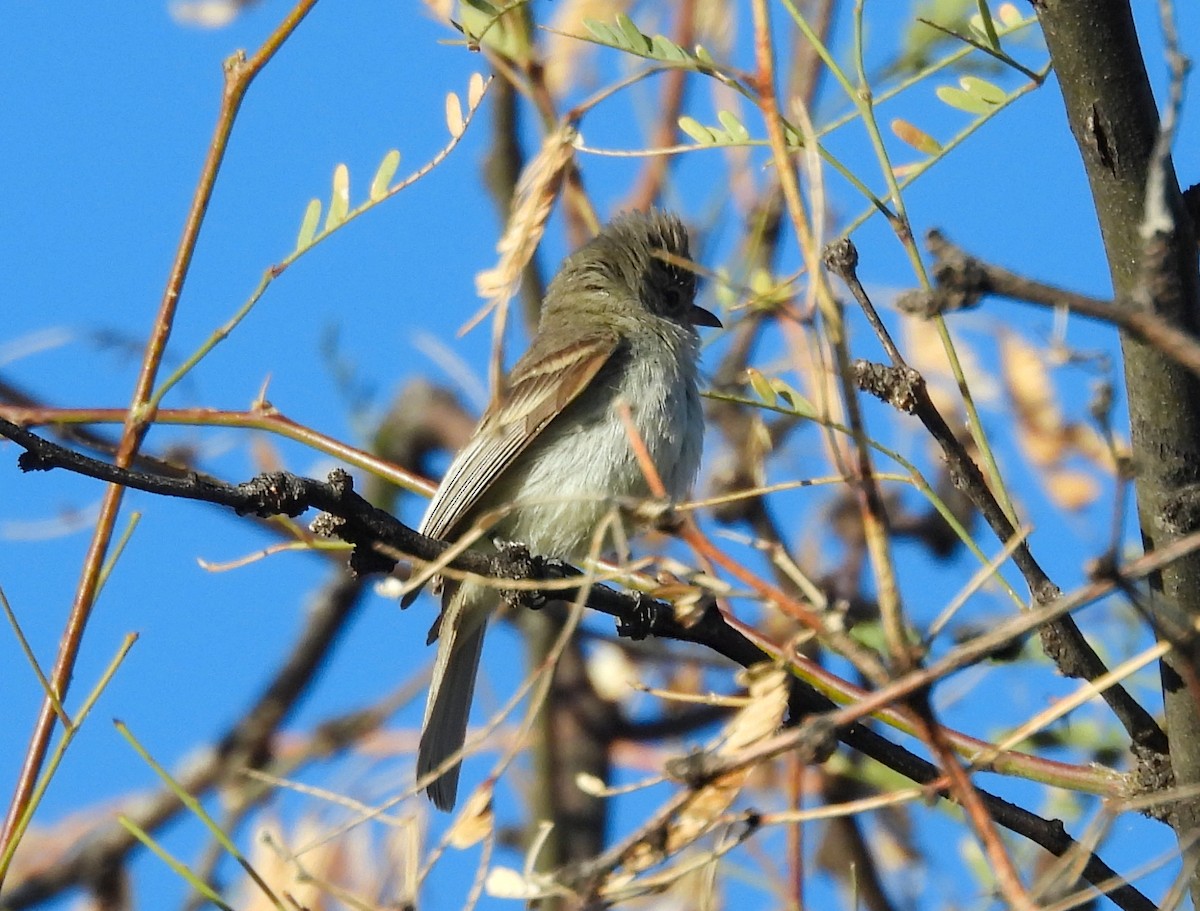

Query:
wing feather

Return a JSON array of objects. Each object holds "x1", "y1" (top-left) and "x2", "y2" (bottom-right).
[{"x1": 418, "y1": 331, "x2": 620, "y2": 542}]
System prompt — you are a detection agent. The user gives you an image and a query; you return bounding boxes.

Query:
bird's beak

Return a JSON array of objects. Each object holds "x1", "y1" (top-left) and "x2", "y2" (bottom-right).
[{"x1": 690, "y1": 304, "x2": 723, "y2": 328}]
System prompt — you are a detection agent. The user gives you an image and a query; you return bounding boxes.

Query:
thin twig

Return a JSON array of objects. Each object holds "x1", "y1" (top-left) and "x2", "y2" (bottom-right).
[
  {"x1": 0, "y1": 0, "x2": 320, "y2": 881},
  {"x1": 621, "y1": 0, "x2": 696, "y2": 212},
  {"x1": 900, "y1": 229, "x2": 1200, "y2": 381},
  {"x1": 825, "y1": 236, "x2": 1169, "y2": 758},
  {"x1": 0, "y1": 569, "x2": 365, "y2": 909}
]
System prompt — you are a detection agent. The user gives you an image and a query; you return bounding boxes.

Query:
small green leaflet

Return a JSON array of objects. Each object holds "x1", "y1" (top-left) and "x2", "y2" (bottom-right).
[
  {"x1": 649, "y1": 34, "x2": 688, "y2": 62},
  {"x1": 370, "y1": 150, "x2": 401, "y2": 202},
  {"x1": 582, "y1": 15, "x2": 698, "y2": 67},
  {"x1": 959, "y1": 76, "x2": 1006, "y2": 104},
  {"x1": 615, "y1": 13, "x2": 650, "y2": 53},
  {"x1": 460, "y1": 0, "x2": 528, "y2": 62},
  {"x1": 678, "y1": 116, "x2": 717, "y2": 144},
  {"x1": 677, "y1": 110, "x2": 751, "y2": 146},
  {"x1": 717, "y1": 110, "x2": 751, "y2": 143},
  {"x1": 745, "y1": 368, "x2": 815, "y2": 416},
  {"x1": 936, "y1": 75, "x2": 1007, "y2": 115},
  {"x1": 324, "y1": 163, "x2": 350, "y2": 231},
  {"x1": 296, "y1": 199, "x2": 321, "y2": 251}
]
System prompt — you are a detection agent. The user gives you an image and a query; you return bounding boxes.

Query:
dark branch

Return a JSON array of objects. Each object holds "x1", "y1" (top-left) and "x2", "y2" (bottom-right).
[
  {"x1": 824, "y1": 241, "x2": 1170, "y2": 761},
  {"x1": 897, "y1": 229, "x2": 1200, "y2": 381},
  {"x1": 0, "y1": 417, "x2": 1157, "y2": 910}
]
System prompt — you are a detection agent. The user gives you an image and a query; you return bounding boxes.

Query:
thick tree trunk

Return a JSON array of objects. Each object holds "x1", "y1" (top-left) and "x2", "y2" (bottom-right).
[{"x1": 1034, "y1": 0, "x2": 1200, "y2": 897}]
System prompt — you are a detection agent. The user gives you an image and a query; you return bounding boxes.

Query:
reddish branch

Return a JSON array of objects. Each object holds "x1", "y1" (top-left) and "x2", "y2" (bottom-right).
[{"x1": 0, "y1": 0, "x2": 321, "y2": 874}]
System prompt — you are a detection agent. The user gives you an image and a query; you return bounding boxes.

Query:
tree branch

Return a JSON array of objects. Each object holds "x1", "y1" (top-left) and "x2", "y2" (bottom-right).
[
  {"x1": 825, "y1": 238, "x2": 1169, "y2": 758},
  {"x1": 0, "y1": 417, "x2": 1158, "y2": 910}
]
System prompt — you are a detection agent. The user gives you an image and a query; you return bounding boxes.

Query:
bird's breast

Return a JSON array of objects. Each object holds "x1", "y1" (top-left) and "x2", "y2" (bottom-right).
[{"x1": 489, "y1": 335, "x2": 703, "y2": 558}]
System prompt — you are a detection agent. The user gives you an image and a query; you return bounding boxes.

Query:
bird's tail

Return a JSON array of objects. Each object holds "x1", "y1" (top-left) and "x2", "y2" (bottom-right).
[{"x1": 417, "y1": 583, "x2": 490, "y2": 811}]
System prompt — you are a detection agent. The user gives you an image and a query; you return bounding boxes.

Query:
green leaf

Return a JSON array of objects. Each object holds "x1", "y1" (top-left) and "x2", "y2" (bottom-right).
[
  {"x1": 583, "y1": 18, "x2": 616, "y2": 44},
  {"x1": 936, "y1": 85, "x2": 995, "y2": 115},
  {"x1": 768, "y1": 380, "x2": 815, "y2": 416},
  {"x1": 749, "y1": 267, "x2": 775, "y2": 297},
  {"x1": 460, "y1": 0, "x2": 529, "y2": 61},
  {"x1": 746, "y1": 368, "x2": 814, "y2": 416},
  {"x1": 971, "y1": 0, "x2": 1001, "y2": 49},
  {"x1": 369, "y1": 149, "x2": 401, "y2": 201},
  {"x1": 649, "y1": 34, "x2": 687, "y2": 62},
  {"x1": 716, "y1": 110, "x2": 750, "y2": 143},
  {"x1": 959, "y1": 75, "x2": 1006, "y2": 104},
  {"x1": 678, "y1": 116, "x2": 715, "y2": 144},
  {"x1": 966, "y1": 17, "x2": 990, "y2": 46},
  {"x1": 615, "y1": 13, "x2": 650, "y2": 53},
  {"x1": 746, "y1": 368, "x2": 776, "y2": 407},
  {"x1": 325, "y1": 163, "x2": 350, "y2": 230},
  {"x1": 296, "y1": 198, "x2": 321, "y2": 250},
  {"x1": 848, "y1": 620, "x2": 887, "y2": 652},
  {"x1": 694, "y1": 44, "x2": 714, "y2": 65}
]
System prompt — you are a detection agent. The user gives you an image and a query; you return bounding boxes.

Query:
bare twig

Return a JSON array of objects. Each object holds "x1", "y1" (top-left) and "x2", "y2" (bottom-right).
[
  {"x1": 1, "y1": 569, "x2": 365, "y2": 910},
  {"x1": 0, "y1": 0, "x2": 320, "y2": 880},
  {"x1": 825, "y1": 237, "x2": 1170, "y2": 759},
  {"x1": 899, "y1": 229, "x2": 1200, "y2": 381}
]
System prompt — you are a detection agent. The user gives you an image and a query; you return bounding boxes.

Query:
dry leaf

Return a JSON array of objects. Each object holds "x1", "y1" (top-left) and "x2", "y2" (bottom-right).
[
  {"x1": 576, "y1": 772, "x2": 608, "y2": 796},
  {"x1": 1000, "y1": 331, "x2": 1109, "y2": 510},
  {"x1": 901, "y1": 314, "x2": 995, "y2": 419},
  {"x1": 816, "y1": 778, "x2": 919, "y2": 885},
  {"x1": 236, "y1": 816, "x2": 372, "y2": 911},
  {"x1": 445, "y1": 91, "x2": 465, "y2": 138},
  {"x1": 1045, "y1": 468, "x2": 1100, "y2": 511},
  {"x1": 469, "y1": 124, "x2": 576, "y2": 331},
  {"x1": 467, "y1": 72, "x2": 486, "y2": 109},
  {"x1": 891, "y1": 117, "x2": 942, "y2": 155},
  {"x1": 485, "y1": 866, "x2": 543, "y2": 899},
  {"x1": 620, "y1": 664, "x2": 787, "y2": 877},
  {"x1": 446, "y1": 783, "x2": 494, "y2": 848},
  {"x1": 420, "y1": 0, "x2": 453, "y2": 21},
  {"x1": 694, "y1": 0, "x2": 736, "y2": 57},
  {"x1": 998, "y1": 3, "x2": 1023, "y2": 27},
  {"x1": 1001, "y1": 331, "x2": 1063, "y2": 463},
  {"x1": 170, "y1": 0, "x2": 246, "y2": 28}
]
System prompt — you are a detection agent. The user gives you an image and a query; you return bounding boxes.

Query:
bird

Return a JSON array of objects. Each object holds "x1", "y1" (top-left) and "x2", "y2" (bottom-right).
[{"x1": 411, "y1": 210, "x2": 720, "y2": 810}]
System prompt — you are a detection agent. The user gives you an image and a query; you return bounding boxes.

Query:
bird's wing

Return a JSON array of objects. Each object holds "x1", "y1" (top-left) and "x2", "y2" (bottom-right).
[{"x1": 418, "y1": 330, "x2": 621, "y2": 542}]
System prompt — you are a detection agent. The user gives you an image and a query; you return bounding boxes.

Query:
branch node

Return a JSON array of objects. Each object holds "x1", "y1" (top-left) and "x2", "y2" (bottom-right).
[
  {"x1": 616, "y1": 592, "x2": 659, "y2": 641},
  {"x1": 821, "y1": 236, "x2": 859, "y2": 278},
  {"x1": 493, "y1": 540, "x2": 548, "y2": 611},
  {"x1": 232, "y1": 471, "x2": 312, "y2": 517},
  {"x1": 16, "y1": 450, "x2": 53, "y2": 472},
  {"x1": 1159, "y1": 482, "x2": 1200, "y2": 535},
  {"x1": 894, "y1": 230, "x2": 992, "y2": 317},
  {"x1": 853, "y1": 360, "x2": 924, "y2": 414}
]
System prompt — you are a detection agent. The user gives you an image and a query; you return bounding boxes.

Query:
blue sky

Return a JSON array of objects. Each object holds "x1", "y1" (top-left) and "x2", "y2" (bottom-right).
[{"x1": 2, "y1": 2, "x2": 1199, "y2": 908}]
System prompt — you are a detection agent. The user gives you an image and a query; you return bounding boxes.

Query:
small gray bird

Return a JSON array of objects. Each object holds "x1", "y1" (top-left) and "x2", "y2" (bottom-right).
[{"x1": 413, "y1": 210, "x2": 720, "y2": 810}]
